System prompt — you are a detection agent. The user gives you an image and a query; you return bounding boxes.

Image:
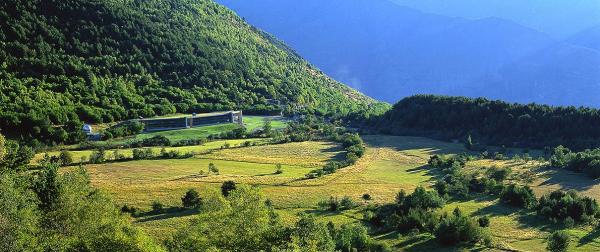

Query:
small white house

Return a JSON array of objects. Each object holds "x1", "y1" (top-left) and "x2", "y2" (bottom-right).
[{"x1": 82, "y1": 124, "x2": 93, "y2": 135}]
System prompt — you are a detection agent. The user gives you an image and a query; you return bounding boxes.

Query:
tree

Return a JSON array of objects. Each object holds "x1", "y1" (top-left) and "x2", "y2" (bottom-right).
[
  {"x1": 547, "y1": 231, "x2": 570, "y2": 252},
  {"x1": 182, "y1": 189, "x2": 201, "y2": 208},
  {"x1": 287, "y1": 215, "x2": 335, "y2": 251},
  {"x1": 263, "y1": 118, "x2": 273, "y2": 136},
  {"x1": 167, "y1": 186, "x2": 282, "y2": 251},
  {"x1": 221, "y1": 181, "x2": 237, "y2": 197},
  {"x1": 465, "y1": 134, "x2": 474, "y2": 150},
  {"x1": 0, "y1": 133, "x2": 5, "y2": 161}
]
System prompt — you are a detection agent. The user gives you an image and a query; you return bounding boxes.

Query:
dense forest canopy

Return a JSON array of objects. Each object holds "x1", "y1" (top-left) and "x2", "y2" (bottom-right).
[
  {"x1": 0, "y1": 0, "x2": 384, "y2": 145},
  {"x1": 375, "y1": 95, "x2": 600, "y2": 150}
]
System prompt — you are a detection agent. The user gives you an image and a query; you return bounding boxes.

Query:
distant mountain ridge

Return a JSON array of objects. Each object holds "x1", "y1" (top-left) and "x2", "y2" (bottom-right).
[{"x1": 218, "y1": 0, "x2": 600, "y2": 107}]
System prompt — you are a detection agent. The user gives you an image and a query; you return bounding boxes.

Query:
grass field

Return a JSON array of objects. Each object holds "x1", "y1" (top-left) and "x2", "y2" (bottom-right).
[
  {"x1": 66, "y1": 134, "x2": 600, "y2": 250},
  {"x1": 87, "y1": 115, "x2": 287, "y2": 146}
]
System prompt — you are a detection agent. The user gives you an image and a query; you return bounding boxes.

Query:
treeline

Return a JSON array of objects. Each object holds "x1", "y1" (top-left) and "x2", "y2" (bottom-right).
[
  {"x1": 0, "y1": 0, "x2": 380, "y2": 146},
  {"x1": 375, "y1": 95, "x2": 600, "y2": 150}
]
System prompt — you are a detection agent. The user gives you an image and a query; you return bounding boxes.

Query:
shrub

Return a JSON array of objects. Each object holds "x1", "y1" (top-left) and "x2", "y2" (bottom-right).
[
  {"x1": 151, "y1": 201, "x2": 164, "y2": 213},
  {"x1": 362, "y1": 193, "x2": 372, "y2": 201},
  {"x1": 221, "y1": 180, "x2": 236, "y2": 197},
  {"x1": 547, "y1": 231, "x2": 570, "y2": 252},
  {"x1": 182, "y1": 189, "x2": 201, "y2": 208},
  {"x1": 58, "y1": 150, "x2": 73, "y2": 166},
  {"x1": 340, "y1": 196, "x2": 356, "y2": 210},
  {"x1": 208, "y1": 163, "x2": 219, "y2": 174},
  {"x1": 500, "y1": 184, "x2": 537, "y2": 209},
  {"x1": 132, "y1": 148, "x2": 154, "y2": 160},
  {"x1": 319, "y1": 197, "x2": 341, "y2": 212},
  {"x1": 537, "y1": 190, "x2": 599, "y2": 222},
  {"x1": 121, "y1": 204, "x2": 139, "y2": 216},
  {"x1": 88, "y1": 149, "x2": 106, "y2": 164},
  {"x1": 486, "y1": 166, "x2": 512, "y2": 182},
  {"x1": 478, "y1": 216, "x2": 490, "y2": 227},
  {"x1": 435, "y1": 208, "x2": 484, "y2": 246},
  {"x1": 274, "y1": 164, "x2": 283, "y2": 174}
]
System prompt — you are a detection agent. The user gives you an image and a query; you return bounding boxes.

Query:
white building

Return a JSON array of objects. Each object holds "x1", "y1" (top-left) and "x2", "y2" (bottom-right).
[{"x1": 82, "y1": 124, "x2": 93, "y2": 135}]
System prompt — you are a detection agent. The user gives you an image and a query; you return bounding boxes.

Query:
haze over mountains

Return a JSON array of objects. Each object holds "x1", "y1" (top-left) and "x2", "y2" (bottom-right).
[{"x1": 217, "y1": 0, "x2": 600, "y2": 107}]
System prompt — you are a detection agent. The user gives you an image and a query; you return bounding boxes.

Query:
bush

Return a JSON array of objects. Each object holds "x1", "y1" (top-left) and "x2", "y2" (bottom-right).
[
  {"x1": 151, "y1": 201, "x2": 164, "y2": 213},
  {"x1": 221, "y1": 180, "x2": 236, "y2": 197},
  {"x1": 500, "y1": 184, "x2": 537, "y2": 209},
  {"x1": 547, "y1": 231, "x2": 570, "y2": 252},
  {"x1": 537, "y1": 190, "x2": 599, "y2": 223},
  {"x1": 486, "y1": 166, "x2": 512, "y2": 182},
  {"x1": 88, "y1": 149, "x2": 106, "y2": 164},
  {"x1": 132, "y1": 148, "x2": 154, "y2": 160},
  {"x1": 362, "y1": 193, "x2": 372, "y2": 201},
  {"x1": 435, "y1": 208, "x2": 484, "y2": 246},
  {"x1": 182, "y1": 189, "x2": 201, "y2": 208},
  {"x1": 478, "y1": 216, "x2": 490, "y2": 227},
  {"x1": 274, "y1": 164, "x2": 283, "y2": 174},
  {"x1": 209, "y1": 163, "x2": 219, "y2": 174},
  {"x1": 340, "y1": 196, "x2": 356, "y2": 210},
  {"x1": 58, "y1": 150, "x2": 73, "y2": 166}
]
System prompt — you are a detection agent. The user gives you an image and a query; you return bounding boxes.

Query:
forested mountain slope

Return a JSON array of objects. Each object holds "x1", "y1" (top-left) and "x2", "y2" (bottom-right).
[
  {"x1": 0, "y1": 0, "x2": 381, "y2": 145},
  {"x1": 376, "y1": 95, "x2": 600, "y2": 149}
]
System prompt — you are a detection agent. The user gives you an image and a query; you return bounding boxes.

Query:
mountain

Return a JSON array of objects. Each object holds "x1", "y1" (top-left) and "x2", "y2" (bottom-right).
[
  {"x1": 0, "y1": 0, "x2": 381, "y2": 144},
  {"x1": 217, "y1": 0, "x2": 554, "y2": 103},
  {"x1": 568, "y1": 25, "x2": 600, "y2": 51},
  {"x1": 469, "y1": 43, "x2": 600, "y2": 107},
  {"x1": 391, "y1": 0, "x2": 600, "y2": 38}
]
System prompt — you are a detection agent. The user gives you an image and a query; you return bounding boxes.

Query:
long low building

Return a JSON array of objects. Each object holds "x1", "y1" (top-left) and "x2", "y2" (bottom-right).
[{"x1": 137, "y1": 111, "x2": 243, "y2": 132}]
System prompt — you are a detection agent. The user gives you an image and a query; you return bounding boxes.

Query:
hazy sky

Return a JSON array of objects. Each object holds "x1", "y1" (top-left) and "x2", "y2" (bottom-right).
[{"x1": 391, "y1": 0, "x2": 600, "y2": 38}]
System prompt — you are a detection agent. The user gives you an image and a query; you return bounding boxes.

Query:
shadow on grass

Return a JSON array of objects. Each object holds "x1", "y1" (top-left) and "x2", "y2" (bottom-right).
[
  {"x1": 134, "y1": 207, "x2": 199, "y2": 223},
  {"x1": 406, "y1": 164, "x2": 445, "y2": 184},
  {"x1": 578, "y1": 228, "x2": 600, "y2": 247},
  {"x1": 362, "y1": 135, "x2": 468, "y2": 156},
  {"x1": 537, "y1": 168, "x2": 598, "y2": 192}
]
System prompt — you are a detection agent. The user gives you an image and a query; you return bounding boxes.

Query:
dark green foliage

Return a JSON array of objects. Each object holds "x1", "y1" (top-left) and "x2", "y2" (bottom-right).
[
  {"x1": 434, "y1": 208, "x2": 484, "y2": 246},
  {"x1": 377, "y1": 95, "x2": 600, "y2": 150},
  {"x1": 478, "y1": 216, "x2": 490, "y2": 227},
  {"x1": 371, "y1": 187, "x2": 445, "y2": 234},
  {"x1": 103, "y1": 121, "x2": 144, "y2": 140},
  {"x1": 537, "y1": 190, "x2": 599, "y2": 223},
  {"x1": 221, "y1": 180, "x2": 236, "y2": 197},
  {"x1": 58, "y1": 150, "x2": 73, "y2": 166},
  {"x1": 0, "y1": 140, "x2": 34, "y2": 171},
  {"x1": 0, "y1": 0, "x2": 377, "y2": 146},
  {"x1": 151, "y1": 201, "x2": 164, "y2": 213},
  {"x1": 1, "y1": 163, "x2": 161, "y2": 251},
  {"x1": 550, "y1": 146, "x2": 600, "y2": 178},
  {"x1": 318, "y1": 196, "x2": 356, "y2": 212},
  {"x1": 362, "y1": 193, "x2": 372, "y2": 201},
  {"x1": 132, "y1": 148, "x2": 154, "y2": 160},
  {"x1": 181, "y1": 189, "x2": 201, "y2": 209},
  {"x1": 486, "y1": 166, "x2": 512, "y2": 182},
  {"x1": 500, "y1": 184, "x2": 537, "y2": 209},
  {"x1": 88, "y1": 149, "x2": 106, "y2": 164},
  {"x1": 547, "y1": 231, "x2": 570, "y2": 252}
]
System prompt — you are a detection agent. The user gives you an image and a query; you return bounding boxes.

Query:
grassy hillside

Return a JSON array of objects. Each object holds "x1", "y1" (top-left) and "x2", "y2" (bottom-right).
[
  {"x1": 73, "y1": 134, "x2": 600, "y2": 251},
  {"x1": 0, "y1": 0, "x2": 383, "y2": 145}
]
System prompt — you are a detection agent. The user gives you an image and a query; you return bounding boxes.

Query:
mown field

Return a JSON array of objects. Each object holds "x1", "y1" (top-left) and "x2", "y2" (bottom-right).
[{"x1": 60, "y1": 130, "x2": 600, "y2": 251}]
